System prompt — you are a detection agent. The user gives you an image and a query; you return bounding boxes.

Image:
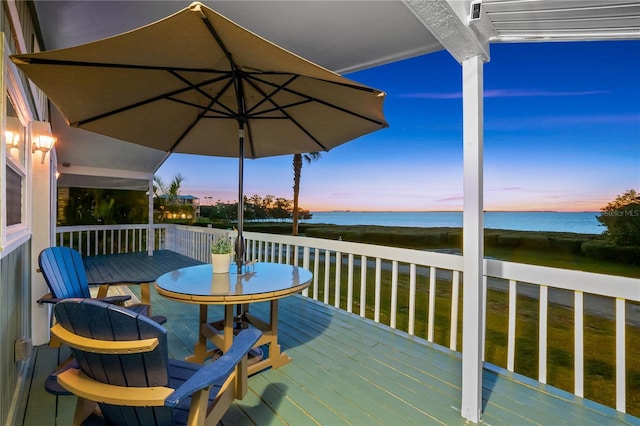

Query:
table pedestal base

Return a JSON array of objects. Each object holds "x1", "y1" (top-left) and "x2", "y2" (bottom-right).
[{"x1": 186, "y1": 300, "x2": 289, "y2": 375}]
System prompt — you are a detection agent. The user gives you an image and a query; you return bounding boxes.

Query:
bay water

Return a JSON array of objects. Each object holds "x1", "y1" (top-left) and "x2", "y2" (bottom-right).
[{"x1": 303, "y1": 211, "x2": 603, "y2": 235}]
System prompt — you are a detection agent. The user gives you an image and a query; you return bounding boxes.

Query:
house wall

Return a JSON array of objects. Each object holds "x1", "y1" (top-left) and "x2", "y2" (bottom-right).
[
  {"x1": 0, "y1": 242, "x2": 30, "y2": 425},
  {"x1": 0, "y1": 2, "x2": 50, "y2": 425}
]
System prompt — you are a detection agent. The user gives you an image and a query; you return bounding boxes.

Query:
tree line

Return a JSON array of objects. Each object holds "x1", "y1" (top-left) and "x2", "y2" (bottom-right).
[{"x1": 202, "y1": 194, "x2": 313, "y2": 223}]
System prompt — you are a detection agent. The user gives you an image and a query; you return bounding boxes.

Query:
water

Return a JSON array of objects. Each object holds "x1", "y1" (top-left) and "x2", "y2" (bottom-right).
[{"x1": 302, "y1": 211, "x2": 603, "y2": 234}]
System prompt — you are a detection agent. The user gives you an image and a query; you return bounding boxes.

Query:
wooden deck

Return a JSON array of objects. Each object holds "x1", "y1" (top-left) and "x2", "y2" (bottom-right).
[{"x1": 17, "y1": 288, "x2": 639, "y2": 425}]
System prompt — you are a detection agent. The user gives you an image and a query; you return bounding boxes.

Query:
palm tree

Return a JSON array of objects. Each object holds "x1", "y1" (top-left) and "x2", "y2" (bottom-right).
[
  {"x1": 292, "y1": 153, "x2": 320, "y2": 236},
  {"x1": 153, "y1": 174, "x2": 184, "y2": 222}
]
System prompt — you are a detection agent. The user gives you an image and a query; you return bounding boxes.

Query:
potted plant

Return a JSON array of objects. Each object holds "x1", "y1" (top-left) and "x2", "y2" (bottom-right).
[{"x1": 210, "y1": 233, "x2": 233, "y2": 274}]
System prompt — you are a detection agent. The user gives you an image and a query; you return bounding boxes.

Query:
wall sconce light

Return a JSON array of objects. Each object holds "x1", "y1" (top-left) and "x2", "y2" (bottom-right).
[
  {"x1": 5, "y1": 116, "x2": 21, "y2": 149},
  {"x1": 32, "y1": 121, "x2": 56, "y2": 164},
  {"x1": 5, "y1": 129, "x2": 20, "y2": 147}
]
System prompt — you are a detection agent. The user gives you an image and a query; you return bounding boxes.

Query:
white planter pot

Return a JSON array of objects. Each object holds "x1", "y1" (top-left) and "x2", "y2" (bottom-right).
[{"x1": 211, "y1": 253, "x2": 232, "y2": 274}]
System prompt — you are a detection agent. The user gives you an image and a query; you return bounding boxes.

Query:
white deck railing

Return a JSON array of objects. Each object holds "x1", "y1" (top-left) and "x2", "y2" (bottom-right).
[
  {"x1": 56, "y1": 224, "x2": 168, "y2": 256},
  {"x1": 55, "y1": 223, "x2": 639, "y2": 414}
]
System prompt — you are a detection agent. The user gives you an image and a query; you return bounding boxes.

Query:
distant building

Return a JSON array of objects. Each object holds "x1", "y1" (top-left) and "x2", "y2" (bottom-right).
[{"x1": 156, "y1": 194, "x2": 200, "y2": 219}]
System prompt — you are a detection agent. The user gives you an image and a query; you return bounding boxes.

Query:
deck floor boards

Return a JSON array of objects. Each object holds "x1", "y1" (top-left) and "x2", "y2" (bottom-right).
[{"x1": 17, "y1": 285, "x2": 640, "y2": 426}]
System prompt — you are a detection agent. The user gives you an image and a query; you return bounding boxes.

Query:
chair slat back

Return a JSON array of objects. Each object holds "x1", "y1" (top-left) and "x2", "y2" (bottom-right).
[
  {"x1": 54, "y1": 299, "x2": 173, "y2": 425},
  {"x1": 39, "y1": 247, "x2": 91, "y2": 299}
]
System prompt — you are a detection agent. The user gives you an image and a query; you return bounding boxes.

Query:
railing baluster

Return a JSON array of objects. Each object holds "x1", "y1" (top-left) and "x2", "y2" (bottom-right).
[
  {"x1": 324, "y1": 250, "x2": 331, "y2": 305},
  {"x1": 360, "y1": 255, "x2": 367, "y2": 317},
  {"x1": 258, "y1": 241, "x2": 264, "y2": 262},
  {"x1": 390, "y1": 261, "x2": 398, "y2": 329},
  {"x1": 347, "y1": 254, "x2": 354, "y2": 313},
  {"x1": 507, "y1": 279, "x2": 517, "y2": 371},
  {"x1": 302, "y1": 247, "x2": 310, "y2": 297},
  {"x1": 450, "y1": 270, "x2": 460, "y2": 351},
  {"x1": 428, "y1": 267, "x2": 436, "y2": 342},
  {"x1": 408, "y1": 263, "x2": 416, "y2": 335},
  {"x1": 374, "y1": 258, "x2": 381, "y2": 322},
  {"x1": 539, "y1": 285, "x2": 548, "y2": 384},
  {"x1": 574, "y1": 290, "x2": 584, "y2": 397},
  {"x1": 335, "y1": 252, "x2": 342, "y2": 308},
  {"x1": 482, "y1": 275, "x2": 487, "y2": 361},
  {"x1": 616, "y1": 297, "x2": 626, "y2": 413},
  {"x1": 313, "y1": 248, "x2": 320, "y2": 301}
]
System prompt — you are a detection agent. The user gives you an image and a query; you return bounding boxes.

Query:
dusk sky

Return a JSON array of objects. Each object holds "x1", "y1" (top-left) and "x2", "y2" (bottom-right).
[{"x1": 157, "y1": 40, "x2": 640, "y2": 212}]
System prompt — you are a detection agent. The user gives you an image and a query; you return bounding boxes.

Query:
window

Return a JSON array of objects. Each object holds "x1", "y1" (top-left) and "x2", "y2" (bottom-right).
[
  {"x1": 5, "y1": 164, "x2": 22, "y2": 226},
  {"x1": 5, "y1": 96, "x2": 27, "y2": 230},
  {"x1": 5, "y1": 95, "x2": 25, "y2": 165}
]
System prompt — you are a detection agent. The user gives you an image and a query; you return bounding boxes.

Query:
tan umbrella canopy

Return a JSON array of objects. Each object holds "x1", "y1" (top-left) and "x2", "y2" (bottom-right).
[{"x1": 11, "y1": 1, "x2": 387, "y2": 271}]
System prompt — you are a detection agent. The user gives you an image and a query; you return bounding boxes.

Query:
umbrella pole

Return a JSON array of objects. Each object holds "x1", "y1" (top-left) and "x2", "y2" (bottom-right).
[
  {"x1": 236, "y1": 125, "x2": 245, "y2": 275},
  {"x1": 234, "y1": 125, "x2": 246, "y2": 331}
]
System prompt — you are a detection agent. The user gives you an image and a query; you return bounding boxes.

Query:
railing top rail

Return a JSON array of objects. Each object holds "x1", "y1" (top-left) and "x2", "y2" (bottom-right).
[
  {"x1": 57, "y1": 224, "x2": 169, "y2": 232},
  {"x1": 485, "y1": 258, "x2": 640, "y2": 301},
  {"x1": 175, "y1": 226, "x2": 465, "y2": 270}
]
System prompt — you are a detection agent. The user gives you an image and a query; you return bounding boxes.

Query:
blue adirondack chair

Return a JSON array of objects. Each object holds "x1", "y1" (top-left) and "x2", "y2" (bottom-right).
[
  {"x1": 38, "y1": 246, "x2": 163, "y2": 321},
  {"x1": 38, "y1": 246, "x2": 167, "y2": 395},
  {"x1": 52, "y1": 299, "x2": 261, "y2": 426}
]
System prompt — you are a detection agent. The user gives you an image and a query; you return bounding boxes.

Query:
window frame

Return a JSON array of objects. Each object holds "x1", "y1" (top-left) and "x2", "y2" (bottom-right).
[{"x1": 1, "y1": 35, "x2": 34, "y2": 255}]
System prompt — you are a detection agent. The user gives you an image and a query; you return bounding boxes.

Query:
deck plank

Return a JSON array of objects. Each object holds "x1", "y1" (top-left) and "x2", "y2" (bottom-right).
[{"x1": 20, "y1": 286, "x2": 640, "y2": 426}]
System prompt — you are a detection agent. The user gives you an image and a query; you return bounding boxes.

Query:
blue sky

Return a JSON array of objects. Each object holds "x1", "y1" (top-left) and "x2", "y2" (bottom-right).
[{"x1": 157, "y1": 40, "x2": 640, "y2": 212}]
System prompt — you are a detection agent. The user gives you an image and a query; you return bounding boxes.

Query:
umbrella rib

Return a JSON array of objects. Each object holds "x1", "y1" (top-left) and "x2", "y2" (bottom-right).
[
  {"x1": 168, "y1": 98, "x2": 217, "y2": 153},
  {"x1": 15, "y1": 57, "x2": 231, "y2": 74},
  {"x1": 244, "y1": 75, "x2": 299, "y2": 116},
  {"x1": 169, "y1": 70, "x2": 238, "y2": 117},
  {"x1": 245, "y1": 70, "x2": 383, "y2": 94},
  {"x1": 245, "y1": 100, "x2": 313, "y2": 117},
  {"x1": 74, "y1": 73, "x2": 232, "y2": 126},
  {"x1": 249, "y1": 74, "x2": 387, "y2": 127},
  {"x1": 243, "y1": 75, "x2": 328, "y2": 151},
  {"x1": 168, "y1": 97, "x2": 235, "y2": 118}
]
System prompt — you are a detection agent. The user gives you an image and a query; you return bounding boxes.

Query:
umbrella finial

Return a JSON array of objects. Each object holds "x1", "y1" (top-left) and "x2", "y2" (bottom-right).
[{"x1": 189, "y1": 2, "x2": 206, "y2": 18}]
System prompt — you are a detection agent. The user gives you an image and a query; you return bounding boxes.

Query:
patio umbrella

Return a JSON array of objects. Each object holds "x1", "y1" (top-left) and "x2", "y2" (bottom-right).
[{"x1": 11, "y1": 1, "x2": 387, "y2": 272}]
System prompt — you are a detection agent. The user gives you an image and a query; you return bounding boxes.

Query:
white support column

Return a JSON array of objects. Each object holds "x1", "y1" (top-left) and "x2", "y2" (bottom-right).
[
  {"x1": 148, "y1": 178, "x2": 154, "y2": 255},
  {"x1": 31, "y1": 129, "x2": 55, "y2": 346},
  {"x1": 461, "y1": 55, "x2": 484, "y2": 423}
]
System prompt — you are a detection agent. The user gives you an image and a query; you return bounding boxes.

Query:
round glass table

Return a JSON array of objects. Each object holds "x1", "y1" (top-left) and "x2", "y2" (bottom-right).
[{"x1": 155, "y1": 262, "x2": 312, "y2": 372}]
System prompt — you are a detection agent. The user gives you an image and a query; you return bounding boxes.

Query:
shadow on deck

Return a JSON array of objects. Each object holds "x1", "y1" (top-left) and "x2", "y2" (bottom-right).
[{"x1": 17, "y1": 290, "x2": 638, "y2": 425}]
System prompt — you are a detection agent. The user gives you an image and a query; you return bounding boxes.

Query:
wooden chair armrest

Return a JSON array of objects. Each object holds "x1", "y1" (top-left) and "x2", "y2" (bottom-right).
[
  {"x1": 164, "y1": 329, "x2": 261, "y2": 408},
  {"x1": 51, "y1": 323, "x2": 158, "y2": 354},
  {"x1": 37, "y1": 293, "x2": 62, "y2": 304},
  {"x1": 58, "y1": 368, "x2": 173, "y2": 406},
  {"x1": 96, "y1": 295, "x2": 131, "y2": 305}
]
